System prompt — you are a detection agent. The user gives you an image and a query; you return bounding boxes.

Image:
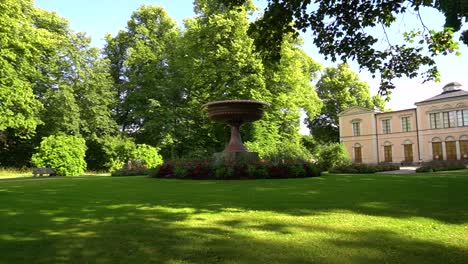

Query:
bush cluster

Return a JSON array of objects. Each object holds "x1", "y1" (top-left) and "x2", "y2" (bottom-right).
[
  {"x1": 316, "y1": 143, "x2": 351, "y2": 171},
  {"x1": 329, "y1": 163, "x2": 400, "y2": 174},
  {"x1": 32, "y1": 135, "x2": 87, "y2": 176},
  {"x1": 151, "y1": 160, "x2": 322, "y2": 180},
  {"x1": 416, "y1": 163, "x2": 466, "y2": 173}
]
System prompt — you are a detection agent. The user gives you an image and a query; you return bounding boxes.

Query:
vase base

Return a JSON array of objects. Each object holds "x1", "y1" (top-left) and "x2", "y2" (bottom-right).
[{"x1": 213, "y1": 152, "x2": 259, "y2": 165}]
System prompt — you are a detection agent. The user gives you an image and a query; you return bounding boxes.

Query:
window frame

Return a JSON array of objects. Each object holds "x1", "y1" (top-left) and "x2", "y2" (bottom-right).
[
  {"x1": 352, "y1": 122, "x2": 361, "y2": 136},
  {"x1": 382, "y1": 119, "x2": 391, "y2": 134},
  {"x1": 429, "y1": 113, "x2": 441, "y2": 129},
  {"x1": 401, "y1": 116, "x2": 411, "y2": 132},
  {"x1": 442, "y1": 111, "x2": 456, "y2": 128}
]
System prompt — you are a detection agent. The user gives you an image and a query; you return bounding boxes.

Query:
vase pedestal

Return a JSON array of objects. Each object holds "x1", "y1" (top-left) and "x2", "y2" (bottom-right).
[{"x1": 212, "y1": 151, "x2": 259, "y2": 165}]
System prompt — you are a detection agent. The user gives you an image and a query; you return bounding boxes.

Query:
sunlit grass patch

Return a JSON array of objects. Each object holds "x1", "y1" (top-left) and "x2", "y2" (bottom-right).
[
  {"x1": 0, "y1": 173, "x2": 467, "y2": 263},
  {"x1": 0, "y1": 167, "x2": 32, "y2": 178}
]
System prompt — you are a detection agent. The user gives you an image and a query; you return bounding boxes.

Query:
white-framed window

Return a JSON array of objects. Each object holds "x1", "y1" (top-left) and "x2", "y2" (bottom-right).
[
  {"x1": 430, "y1": 113, "x2": 441, "y2": 129},
  {"x1": 382, "y1": 119, "x2": 391, "y2": 134},
  {"x1": 457, "y1": 109, "x2": 468, "y2": 127},
  {"x1": 352, "y1": 122, "x2": 361, "y2": 136},
  {"x1": 401, "y1": 116, "x2": 411, "y2": 132},
  {"x1": 443, "y1": 111, "x2": 456, "y2": 128}
]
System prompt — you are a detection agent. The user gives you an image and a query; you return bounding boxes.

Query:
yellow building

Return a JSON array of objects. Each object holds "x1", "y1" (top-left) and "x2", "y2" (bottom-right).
[{"x1": 338, "y1": 82, "x2": 468, "y2": 164}]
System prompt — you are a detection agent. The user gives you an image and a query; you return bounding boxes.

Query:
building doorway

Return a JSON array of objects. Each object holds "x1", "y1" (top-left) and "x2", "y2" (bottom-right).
[
  {"x1": 404, "y1": 144, "x2": 413, "y2": 162},
  {"x1": 354, "y1": 143, "x2": 362, "y2": 163},
  {"x1": 460, "y1": 140, "x2": 468, "y2": 160},
  {"x1": 446, "y1": 140, "x2": 457, "y2": 160},
  {"x1": 432, "y1": 141, "x2": 443, "y2": 160},
  {"x1": 384, "y1": 145, "x2": 392, "y2": 162}
]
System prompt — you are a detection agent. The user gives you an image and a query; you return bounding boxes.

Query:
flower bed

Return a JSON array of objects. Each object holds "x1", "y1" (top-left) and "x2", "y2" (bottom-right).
[{"x1": 151, "y1": 160, "x2": 322, "y2": 180}]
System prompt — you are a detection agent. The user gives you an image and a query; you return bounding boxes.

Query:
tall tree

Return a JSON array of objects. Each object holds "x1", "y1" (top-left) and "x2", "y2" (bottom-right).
[
  {"x1": 307, "y1": 63, "x2": 386, "y2": 143},
  {"x1": 171, "y1": 0, "x2": 267, "y2": 158},
  {"x1": 246, "y1": 36, "x2": 322, "y2": 158},
  {"x1": 221, "y1": 0, "x2": 467, "y2": 94},
  {"x1": 31, "y1": 10, "x2": 116, "y2": 139},
  {"x1": 104, "y1": 5, "x2": 182, "y2": 157},
  {"x1": 1, "y1": 2, "x2": 117, "y2": 167},
  {"x1": 0, "y1": 0, "x2": 44, "y2": 138}
]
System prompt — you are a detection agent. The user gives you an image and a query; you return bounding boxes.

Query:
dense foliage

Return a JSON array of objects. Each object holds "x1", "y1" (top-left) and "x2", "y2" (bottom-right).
[
  {"x1": 103, "y1": 1, "x2": 322, "y2": 161},
  {"x1": 316, "y1": 143, "x2": 351, "y2": 171},
  {"x1": 134, "y1": 144, "x2": 164, "y2": 169},
  {"x1": 221, "y1": 0, "x2": 467, "y2": 94},
  {"x1": 308, "y1": 63, "x2": 386, "y2": 143},
  {"x1": 31, "y1": 135, "x2": 87, "y2": 176},
  {"x1": 7, "y1": 0, "x2": 461, "y2": 173}
]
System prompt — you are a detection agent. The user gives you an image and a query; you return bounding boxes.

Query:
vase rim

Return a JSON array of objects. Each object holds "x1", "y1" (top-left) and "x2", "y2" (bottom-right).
[{"x1": 202, "y1": 99, "x2": 270, "y2": 108}]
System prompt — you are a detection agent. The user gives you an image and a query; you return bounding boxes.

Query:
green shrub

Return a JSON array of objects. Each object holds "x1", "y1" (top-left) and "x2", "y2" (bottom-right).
[
  {"x1": 32, "y1": 135, "x2": 87, "y2": 176},
  {"x1": 330, "y1": 163, "x2": 400, "y2": 174},
  {"x1": 94, "y1": 136, "x2": 164, "y2": 173},
  {"x1": 317, "y1": 143, "x2": 351, "y2": 171},
  {"x1": 246, "y1": 140, "x2": 312, "y2": 163},
  {"x1": 134, "y1": 144, "x2": 163, "y2": 168},
  {"x1": 98, "y1": 135, "x2": 135, "y2": 172},
  {"x1": 416, "y1": 163, "x2": 466, "y2": 173},
  {"x1": 415, "y1": 166, "x2": 434, "y2": 173}
]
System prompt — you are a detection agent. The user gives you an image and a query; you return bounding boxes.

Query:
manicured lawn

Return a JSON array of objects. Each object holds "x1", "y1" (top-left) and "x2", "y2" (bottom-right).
[{"x1": 0, "y1": 172, "x2": 467, "y2": 263}]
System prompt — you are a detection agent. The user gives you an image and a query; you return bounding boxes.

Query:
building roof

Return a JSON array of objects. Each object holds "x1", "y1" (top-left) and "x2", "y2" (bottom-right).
[
  {"x1": 415, "y1": 82, "x2": 467, "y2": 104},
  {"x1": 338, "y1": 106, "x2": 376, "y2": 117},
  {"x1": 375, "y1": 108, "x2": 416, "y2": 115}
]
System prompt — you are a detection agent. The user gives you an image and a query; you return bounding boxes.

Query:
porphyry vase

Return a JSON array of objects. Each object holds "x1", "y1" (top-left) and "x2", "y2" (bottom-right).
[{"x1": 203, "y1": 100, "x2": 269, "y2": 163}]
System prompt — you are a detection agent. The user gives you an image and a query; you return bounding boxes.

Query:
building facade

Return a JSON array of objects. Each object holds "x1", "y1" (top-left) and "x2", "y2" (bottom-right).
[{"x1": 339, "y1": 82, "x2": 468, "y2": 164}]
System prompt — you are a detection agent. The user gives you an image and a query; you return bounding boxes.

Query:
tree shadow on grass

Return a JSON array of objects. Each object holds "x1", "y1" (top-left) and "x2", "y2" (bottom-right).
[
  {"x1": 0, "y1": 203, "x2": 466, "y2": 263},
  {"x1": 0, "y1": 174, "x2": 467, "y2": 263}
]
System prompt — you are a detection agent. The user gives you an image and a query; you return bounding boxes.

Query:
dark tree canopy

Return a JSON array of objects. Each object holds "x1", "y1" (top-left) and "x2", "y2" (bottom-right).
[{"x1": 222, "y1": 0, "x2": 467, "y2": 95}]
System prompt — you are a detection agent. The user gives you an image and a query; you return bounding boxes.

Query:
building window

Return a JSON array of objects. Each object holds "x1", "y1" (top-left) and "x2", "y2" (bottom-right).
[
  {"x1": 443, "y1": 111, "x2": 456, "y2": 128},
  {"x1": 382, "y1": 119, "x2": 391, "y2": 134},
  {"x1": 404, "y1": 144, "x2": 413, "y2": 162},
  {"x1": 457, "y1": 110, "x2": 468, "y2": 127},
  {"x1": 460, "y1": 140, "x2": 468, "y2": 160},
  {"x1": 401, "y1": 116, "x2": 411, "y2": 132},
  {"x1": 446, "y1": 141, "x2": 457, "y2": 160},
  {"x1": 432, "y1": 142, "x2": 443, "y2": 160},
  {"x1": 352, "y1": 122, "x2": 360, "y2": 136},
  {"x1": 430, "y1": 113, "x2": 441, "y2": 129},
  {"x1": 384, "y1": 145, "x2": 392, "y2": 162},
  {"x1": 354, "y1": 145, "x2": 362, "y2": 163}
]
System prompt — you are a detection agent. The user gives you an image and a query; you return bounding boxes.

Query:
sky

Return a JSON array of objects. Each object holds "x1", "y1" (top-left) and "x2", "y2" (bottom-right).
[{"x1": 34, "y1": 0, "x2": 468, "y2": 112}]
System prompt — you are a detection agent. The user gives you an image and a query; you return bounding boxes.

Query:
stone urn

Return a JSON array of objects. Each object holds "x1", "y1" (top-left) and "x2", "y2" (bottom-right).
[{"x1": 202, "y1": 100, "x2": 269, "y2": 163}]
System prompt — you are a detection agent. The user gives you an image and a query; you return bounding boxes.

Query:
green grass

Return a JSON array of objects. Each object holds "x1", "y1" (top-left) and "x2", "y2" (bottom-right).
[
  {"x1": 0, "y1": 172, "x2": 467, "y2": 264},
  {"x1": 0, "y1": 168, "x2": 110, "y2": 179},
  {"x1": 0, "y1": 167, "x2": 33, "y2": 178}
]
